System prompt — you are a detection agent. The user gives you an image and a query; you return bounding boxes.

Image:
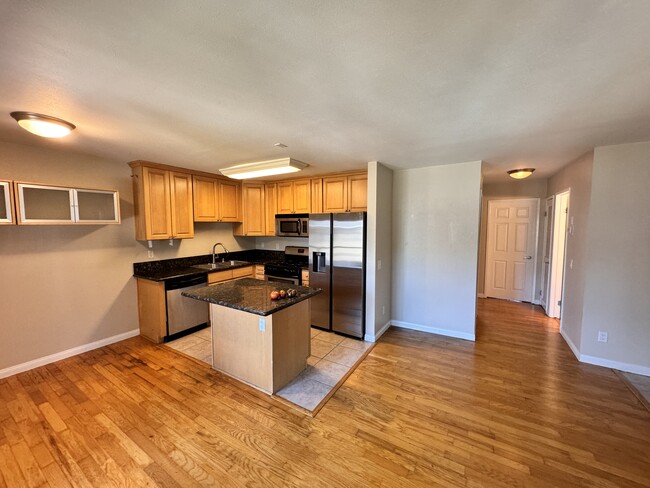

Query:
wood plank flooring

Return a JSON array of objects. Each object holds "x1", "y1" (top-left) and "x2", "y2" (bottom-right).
[{"x1": 1, "y1": 298, "x2": 649, "y2": 487}]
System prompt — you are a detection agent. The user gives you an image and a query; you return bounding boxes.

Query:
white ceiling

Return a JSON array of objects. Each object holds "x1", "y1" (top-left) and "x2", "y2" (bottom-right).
[{"x1": 1, "y1": 1, "x2": 650, "y2": 182}]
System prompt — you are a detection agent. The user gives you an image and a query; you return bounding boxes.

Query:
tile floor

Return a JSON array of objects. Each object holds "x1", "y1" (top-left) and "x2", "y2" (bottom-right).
[
  {"x1": 164, "y1": 326, "x2": 373, "y2": 412},
  {"x1": 623, "y1": 372, "x2": 650, "y2": 404}
]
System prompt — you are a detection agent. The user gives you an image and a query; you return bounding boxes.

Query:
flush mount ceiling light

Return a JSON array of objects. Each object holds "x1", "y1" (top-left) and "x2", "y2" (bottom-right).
[
  {"x1": 219, "y1": 158, "x2": 308, "y2": 180},
  {"x1": 507, "y1": 168, "x2": 535, "y2": 179},
  {"x1": 10, "y1": 111, "x2": 76, "y2": 138}
]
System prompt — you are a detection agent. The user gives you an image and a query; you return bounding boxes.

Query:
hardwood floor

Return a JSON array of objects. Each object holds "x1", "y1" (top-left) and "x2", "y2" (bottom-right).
[{"x1": 1, "y1": 298, "x2": 648, "y2": 487}]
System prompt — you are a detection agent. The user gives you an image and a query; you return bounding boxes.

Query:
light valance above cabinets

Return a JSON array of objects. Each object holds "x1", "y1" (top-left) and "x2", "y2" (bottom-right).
[{"x1": 13, "y1": 182, "x2": 120, "y2": 225}]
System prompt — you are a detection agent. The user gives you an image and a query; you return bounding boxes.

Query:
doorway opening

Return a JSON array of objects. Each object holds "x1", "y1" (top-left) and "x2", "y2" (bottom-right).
[{"x1": 545, "y1": 190, "x2": 570, "y2": 319}]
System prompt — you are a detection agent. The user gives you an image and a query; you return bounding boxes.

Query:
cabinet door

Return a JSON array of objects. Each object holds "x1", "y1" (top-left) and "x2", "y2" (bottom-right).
[
  {"x1": 218, "y1": 180, "x2": 241, "y2": 222},
  {"x1": 322, "y1": 176, "x2": 348, "y2": 213},
  {"x1": 16, "y1": 183, "x2": 75, "y2": 224},
  {"x1": 76, "y1": 189, "x2": 120, "y2": 223},
  {"x1": 265, "y1": 183, "x2": 277, "y2": 236},
  {"x1": 143, "y1": 167, "x2": 172, "y2": 239},
  {"x1": 277, "y1": 182, "x2": 294, "y2": 214},
  {"x1": 193, "y1": 176, "x2": 219, "y2": 222},
  {"x1": 311, "y1": 178, "x2": 322, "y2": 214},
  {"x1": 169, "y1": 172, "x2": 194, "y2": 238},
  {"x1": 347, "y1": 174, "x2": 368, "y2": 212},
  {"x1": 241, "y1": 183, "x2": 265, "y2": 235},
  {"x1": 293, "y1": 180, "x2": 311, "y2": 213},
  {"x1": 0, "y1": 181, "x2": 14, "y2": 224}
]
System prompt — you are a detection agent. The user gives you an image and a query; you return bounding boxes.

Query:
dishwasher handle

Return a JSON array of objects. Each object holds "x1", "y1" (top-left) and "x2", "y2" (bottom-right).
[{"x1": 165, "y1": 274, "x2": 207, "y2": 290}]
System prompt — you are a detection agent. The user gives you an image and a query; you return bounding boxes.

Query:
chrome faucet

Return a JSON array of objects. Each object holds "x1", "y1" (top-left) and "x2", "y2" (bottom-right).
[{"x1": 212, "y1": 242, "x2": 229, "y2": 264}]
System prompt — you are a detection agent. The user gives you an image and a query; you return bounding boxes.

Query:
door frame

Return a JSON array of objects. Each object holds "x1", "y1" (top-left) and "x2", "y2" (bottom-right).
[
  {"x1": 540, "y1": 196, "x2": 554, "y2": 311},
  {"x1": 547, "y1": 189, "x2": 570, "y2": 320},
  {"x1": 484, "y1": 197, "x2": 540, "y2": 303}
]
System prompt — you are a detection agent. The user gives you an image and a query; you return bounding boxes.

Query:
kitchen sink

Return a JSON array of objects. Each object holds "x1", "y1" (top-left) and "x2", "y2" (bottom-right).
[{"x1": 192, "y1": 260, "x2": 250, "y2": 271}]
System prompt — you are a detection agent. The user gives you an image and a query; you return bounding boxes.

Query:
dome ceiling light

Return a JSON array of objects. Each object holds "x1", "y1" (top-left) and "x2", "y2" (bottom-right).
[
  {"x1": 507, "y1": 168, "x2": 535, "y2": 179},
  {"x1": 10, "y1": 111, "x2": 76, "y2": 138}
]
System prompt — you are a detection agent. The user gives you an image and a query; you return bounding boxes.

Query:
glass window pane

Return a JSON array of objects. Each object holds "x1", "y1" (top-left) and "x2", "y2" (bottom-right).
[
  {"x1": 77, "y1": 191, "x2": 117, "y2": 221},
  {"x1": 23, "y1": 187, "x2": 73, "y2": 221}
]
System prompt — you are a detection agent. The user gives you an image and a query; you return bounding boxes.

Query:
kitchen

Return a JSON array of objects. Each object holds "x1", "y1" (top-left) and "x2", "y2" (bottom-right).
[{"x1": 2, "y1": 2, "x2": 650, "y2": 486}]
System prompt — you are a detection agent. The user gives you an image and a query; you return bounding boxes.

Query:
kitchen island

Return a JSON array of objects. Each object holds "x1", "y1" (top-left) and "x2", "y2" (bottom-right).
[{"x1": 182, "y1": 278, "x2": 321, "y2": 394}]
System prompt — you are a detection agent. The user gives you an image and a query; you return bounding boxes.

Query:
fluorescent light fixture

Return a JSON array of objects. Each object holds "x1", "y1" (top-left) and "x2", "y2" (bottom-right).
[
  {"x1": 10, "y1": 111, "x2": 76, "y2": 138},
  {"x1": 219, "y1": 158, "x2": 308, "y2": 180},
  {"x1": 507, "y1": 168, "x2": 535, "y2": 179}
]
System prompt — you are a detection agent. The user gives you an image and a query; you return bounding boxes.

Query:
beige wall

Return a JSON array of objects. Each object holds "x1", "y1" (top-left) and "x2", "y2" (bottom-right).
[
  {"x1": 365, "y1": 161, "x2": 393, "y2": 341},
  {"x1": 0, "y1": 141, "x2": 253, "y2": 373},
  {"x1": 547, "y1": 151, "x2": 594, "y2": 352},
  {"x1": 392, "y1": 161, "x2": 482, "y2": 340},
  {"x1": 580, "y1": 141, "x2": 650, "y2": 372},
  {"x1": 477, "y1": 178, "x2": 548, "y2": 299}
]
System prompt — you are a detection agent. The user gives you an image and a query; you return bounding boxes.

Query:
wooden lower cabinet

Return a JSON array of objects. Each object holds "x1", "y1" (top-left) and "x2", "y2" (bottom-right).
[
  {"x1": 136, "y1": 268, "x2": 255, "y2": 343},
  {"x1": 301, "y1": 269, "x2": 309, "y2": 287}
]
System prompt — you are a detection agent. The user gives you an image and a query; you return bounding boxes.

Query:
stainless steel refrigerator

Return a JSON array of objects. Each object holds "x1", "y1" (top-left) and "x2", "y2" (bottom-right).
[{"x1": 309, "y1": 212, "x2": 366, "y2": 338}]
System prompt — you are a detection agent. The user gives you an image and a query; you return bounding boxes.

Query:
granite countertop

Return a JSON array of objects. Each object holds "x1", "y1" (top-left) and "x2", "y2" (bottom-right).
[
  {"x1": 181, "y1": 278, "x2": 321, "y2": 316},
  {"x1": 133, "y1": 250, "x2": 292, "y2": 281}
]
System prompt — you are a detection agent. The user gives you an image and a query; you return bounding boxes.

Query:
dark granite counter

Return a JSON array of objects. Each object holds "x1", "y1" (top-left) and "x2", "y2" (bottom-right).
[
  {"x1": 133, "y1": 250, "x2": 289, "y2": 281},
  {"x1": 181, "y1": 278, "x2": 321, "y2": 316}
]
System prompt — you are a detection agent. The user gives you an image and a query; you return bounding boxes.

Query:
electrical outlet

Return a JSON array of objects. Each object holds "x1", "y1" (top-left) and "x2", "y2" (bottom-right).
[
  {"x1": 260, "y1": 241, "x2": 265, "y2": 248},
  {"x1": 148, "y1": 250, "x2": 154, "y2": 258},
  {"x1": 597, "y1": 331, "x2": 608, "y2": 343},
  {"x1": 382, "y1": 305, "x2": 386, "y2": 316},
  {"x1": 570, "y1": 259, "x2": 574, "y2": 269},
  {"x1": 275, "y1": 243, "x2": 279, "y2": 250},
  {"x1": 377, "y1": 259, "x2": 382, "y2": 270},
  {"x1": 259, "y1": 318, "x2": 266, "y2": 332}
]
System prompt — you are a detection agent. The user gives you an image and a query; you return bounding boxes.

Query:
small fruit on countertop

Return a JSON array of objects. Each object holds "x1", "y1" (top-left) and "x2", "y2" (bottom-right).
[
  {"x1": 279, "y1": 289, "x2": 287, "y2": 298},
  {"x1": 286, "y1": 289, "x2": 297, "y2": 298},
  {"x1": 270, "y1": 291, "x2": 279, "y2": 300}
]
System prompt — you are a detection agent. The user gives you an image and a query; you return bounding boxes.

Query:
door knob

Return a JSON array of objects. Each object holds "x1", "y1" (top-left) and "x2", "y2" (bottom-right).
[{"x1": 523, "y1": 256, "x2": 532, "y2": 260}]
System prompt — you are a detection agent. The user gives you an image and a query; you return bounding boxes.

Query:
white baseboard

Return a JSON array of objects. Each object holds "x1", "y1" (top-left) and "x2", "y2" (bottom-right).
[
  {"x1": 0, "y1": 329, "x2": 140, "y2": 380},
  {"x1": 561, "y1": 329, "x2": 649, "y2": 377},
  {"x1": 477, "y1": 293, "x2": 486, "y2": 299},
  {"x1": 364, "y1": 320, "x2": 391, "y2": 342},
  {"x1": 391, "y1": 320, "x2": 475, "y2": 342}
]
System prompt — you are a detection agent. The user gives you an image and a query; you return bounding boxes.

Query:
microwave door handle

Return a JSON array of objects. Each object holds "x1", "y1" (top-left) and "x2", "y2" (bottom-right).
[{"x1": 297, "y1": 218, "x2": 302, "y2": 236}]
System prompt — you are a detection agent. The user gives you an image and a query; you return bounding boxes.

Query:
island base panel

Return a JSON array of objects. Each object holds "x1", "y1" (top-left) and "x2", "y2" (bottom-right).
[{"x1": 210, "y1": 300, "x2": 311, "y2": 394}]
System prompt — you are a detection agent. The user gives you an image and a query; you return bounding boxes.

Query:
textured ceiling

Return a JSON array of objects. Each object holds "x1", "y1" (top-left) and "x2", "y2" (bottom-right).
[{"x1": 1, "y1": 1, "x2": 650, "y2": 182}]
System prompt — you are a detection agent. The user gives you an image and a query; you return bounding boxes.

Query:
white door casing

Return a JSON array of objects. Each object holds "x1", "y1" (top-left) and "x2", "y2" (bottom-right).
[
  {"x1": 547, "y1": 191, "x2": 570, "y2": 319},
  {"x1": 541, "y1": 196, "x2": 554, "y2": 312},
  {"x1": 485, "y1": 198, "x2": 539, "y2": 302}
]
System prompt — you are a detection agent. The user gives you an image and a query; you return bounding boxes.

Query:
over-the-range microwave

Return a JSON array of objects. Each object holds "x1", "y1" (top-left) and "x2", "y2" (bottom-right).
[{"x1": 275, "y1": 214, "x2": 309, "y2": 237}]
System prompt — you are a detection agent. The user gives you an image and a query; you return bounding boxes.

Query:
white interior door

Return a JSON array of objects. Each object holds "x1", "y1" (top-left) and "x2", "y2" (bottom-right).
[
  {"x1": 485, "y1": 198, "x2": 539, "y2": 302},
  {"x1": 541, "y1": 196, "x2": 554, "y2": 312},
  {"x1": 547, "y1": 191, "x2": 569, "y2": 318}
]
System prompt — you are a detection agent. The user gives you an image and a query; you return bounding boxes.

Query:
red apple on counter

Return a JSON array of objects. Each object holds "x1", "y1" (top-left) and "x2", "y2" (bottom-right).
[{"x1": 270, "y1": 291, "x2": 279, "y2": 300}]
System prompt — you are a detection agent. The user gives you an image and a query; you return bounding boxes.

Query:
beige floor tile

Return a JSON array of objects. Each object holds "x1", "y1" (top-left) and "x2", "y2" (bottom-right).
[
  {"x1": 316, "y1": 332, "x2": 345, "y2": 345},
  {"x1": 310, "y1": 328, "x2": 322, "y2": 338},
  {"x1": 624, "y1": 372, "x2": 650, "y2": 402},
  {"x1": 302, "y1": 359, "x2": 349, "y2": 387},
  {"x1": 179, "y1": 342, "x2": 212, "y2": 362},
  {"x1": 323, "y1": 345, "x2": 365, "y2": 367},
  {"x1": 194, "y1": 328, "x2": 212, "y2": 340},
  {"x1": 276, "y1": 376, "x2": 331, "y2": 411},
  {"x1": 307, "y1": 355, "x2": 320, "y2": 367},
  {"x1": 310, "y1": 339, "x2": 337, "y2": 358},
  {"x1": 339, "y1": 337, "x2": 373, "y2": 351}
]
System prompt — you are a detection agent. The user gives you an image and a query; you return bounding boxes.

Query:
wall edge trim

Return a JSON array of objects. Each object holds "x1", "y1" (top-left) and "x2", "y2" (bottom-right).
[
  {"x1": 0, "y1": 329, "x2": 140, "y2": 379},
  {"x1": 364, "y1": 320, "x2": 391, "y2": 343},
  {"x1": 392, "y1": 320, "x2": 475, "y2": 342}
]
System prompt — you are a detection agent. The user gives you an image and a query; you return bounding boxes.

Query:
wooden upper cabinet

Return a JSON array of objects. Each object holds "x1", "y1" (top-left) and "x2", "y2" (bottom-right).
[
  {"x1": 169, "y1": 172, "x2": 194, "y2": 239},
  {"x1": 265, "y1": 183, "x2": 277, "y2": 236},
  {"x1": 322, "y1": 176, "x2": 348, "y2": 213},
  {"x1": 311, "y1": 178, "x2": 323, "y2": 214},
  {"x1": 276, "y1": 179, "x2": 311, "y2": 214},
  {"x1": 193, "y1": 175, "x2": 241, "y2": 223},
  {"x1": 218, "y1": 179, "x2": 240, "y2": 222},
  {"x1": 130, "y1": 162, "x2": 193, "y2": 240},
  {"x1": 347, "y1": 173, "x2": 368, "y2": 212},
  {"x1": 322, "y1": 173, "x2": 367, "y2": 213},
  {"x1": 237, "y1": 183, "x2": 265, "y2": 236}
]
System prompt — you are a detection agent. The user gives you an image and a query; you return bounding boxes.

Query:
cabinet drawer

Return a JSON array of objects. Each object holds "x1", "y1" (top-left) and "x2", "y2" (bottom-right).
[{"x1": 208, "y1": 270, "x2": 234, "y2": 284}]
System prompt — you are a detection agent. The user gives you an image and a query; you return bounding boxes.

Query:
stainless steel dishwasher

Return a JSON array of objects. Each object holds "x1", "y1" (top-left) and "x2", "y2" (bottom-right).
[{"x1": 165, "y1": 274, "x2": 209, "y2": 338}]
